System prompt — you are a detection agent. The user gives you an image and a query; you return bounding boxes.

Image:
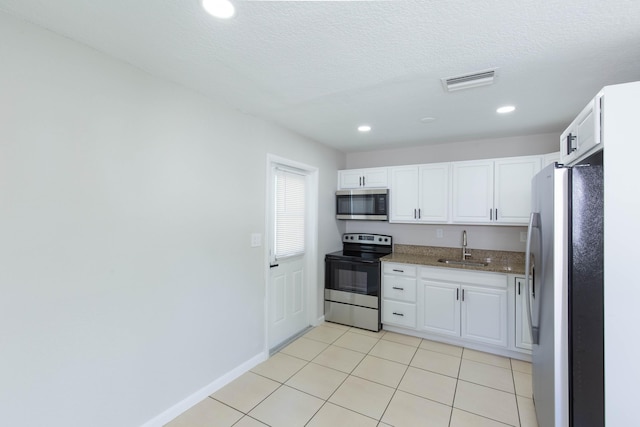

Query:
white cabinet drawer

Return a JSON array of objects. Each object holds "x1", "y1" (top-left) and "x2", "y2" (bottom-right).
[
  {"x1": 382, "y1": 300, "x2": 417, "y2": 329},
  {"x1": 383, "y1": 262, "x2": 417, "y2": 277},
  {"x1": 383, "y1": 275, "x2": 417, "y2": 303}
]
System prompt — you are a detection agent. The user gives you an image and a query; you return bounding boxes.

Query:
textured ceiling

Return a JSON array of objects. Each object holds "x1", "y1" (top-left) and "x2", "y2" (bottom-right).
[{"x1": 1, "y1": 0, "x2": 639, "y2": 152}]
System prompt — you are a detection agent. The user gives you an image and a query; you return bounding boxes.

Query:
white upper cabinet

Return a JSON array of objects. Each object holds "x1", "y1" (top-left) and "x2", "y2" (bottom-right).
[
  {"x1": 419, "y1": 164, "x2": 450, "y2": 222},
  {"x1": 389, "y1": 163, "x2": 450, "y2": 223},
  {"x1": 493, "y1": 156, "x2": 542, "y2": 224},
  {"x1": 451, "y1": 160, "x2": 494, "y2": 223},
  {"x1": 339, "y1": 167, "x2": 388, "y2": 189},
  {"x1": 390, "y1": 166, "x2": 420, "y2": 221},
  {"x1": 452, "y1": 156, "x2": 541, "y2": 225},
  {"x1": 560, "y1": 93, "x2": 602, "y2": 166},
  {"x1": 543, "y1": 151, "x2": 561, "y2": 167},
  {"x1": 342, "y1": 154, "x2": 541, "y2": 225}
]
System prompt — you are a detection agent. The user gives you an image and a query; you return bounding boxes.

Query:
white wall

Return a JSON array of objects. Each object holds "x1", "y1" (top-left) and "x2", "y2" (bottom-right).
[
  {"x1": 344, "y1": 134, "x2": 559, "y2": 251},
  {"x1": 346, "y1": 133, "x2": 559, "y2": 168},
  {"x1": 0, "y1": 12, "x2": 344, "y2": 427}
]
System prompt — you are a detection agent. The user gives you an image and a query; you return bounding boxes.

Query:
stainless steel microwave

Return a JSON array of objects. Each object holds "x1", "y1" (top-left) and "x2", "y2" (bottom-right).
[{"x1": 336, "y1": 189, "x2": 388, "y2": 220}]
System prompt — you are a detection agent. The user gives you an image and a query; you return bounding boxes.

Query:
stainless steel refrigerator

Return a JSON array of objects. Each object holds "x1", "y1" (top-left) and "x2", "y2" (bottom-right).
[{"x1": 526, "y1": 148, "x2": 604, "y2": 427}]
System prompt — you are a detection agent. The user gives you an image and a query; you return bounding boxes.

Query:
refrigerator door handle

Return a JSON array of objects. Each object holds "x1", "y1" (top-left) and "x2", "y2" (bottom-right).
[{"x1": 525, "y1": 212, "x2": 541, "y2": 344}]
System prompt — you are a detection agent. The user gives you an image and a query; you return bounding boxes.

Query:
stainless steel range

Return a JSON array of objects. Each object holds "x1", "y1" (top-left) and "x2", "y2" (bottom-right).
[{"x1": 324, "y1": 233, "x2": 392, "y2": 331}]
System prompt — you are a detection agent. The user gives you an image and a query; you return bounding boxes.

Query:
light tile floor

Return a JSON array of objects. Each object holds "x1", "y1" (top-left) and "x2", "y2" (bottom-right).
[{"x1": 166, "y1": 323, "x2": 539, "y2": 427}]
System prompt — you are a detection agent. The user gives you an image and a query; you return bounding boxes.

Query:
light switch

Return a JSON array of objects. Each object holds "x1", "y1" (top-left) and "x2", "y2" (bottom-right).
[{"x1": 251, "y1": 233, "x2": 262, "y2": 247}]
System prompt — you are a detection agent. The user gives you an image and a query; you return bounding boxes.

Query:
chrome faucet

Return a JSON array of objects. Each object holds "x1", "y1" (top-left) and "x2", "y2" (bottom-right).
[{"x1": 462, "y1": 230, "x2": 472, "y2": 261}]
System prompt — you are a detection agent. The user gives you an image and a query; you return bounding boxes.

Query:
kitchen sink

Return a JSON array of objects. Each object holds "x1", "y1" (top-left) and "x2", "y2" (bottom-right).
[{"x1": 437, "y1": 258, "x2": 489, "y2": 267}]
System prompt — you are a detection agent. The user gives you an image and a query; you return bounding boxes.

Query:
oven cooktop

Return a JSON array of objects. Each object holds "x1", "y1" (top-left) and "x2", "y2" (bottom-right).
[{"x1": 325, "y1": 233, "x2": 393, "y2": 261}]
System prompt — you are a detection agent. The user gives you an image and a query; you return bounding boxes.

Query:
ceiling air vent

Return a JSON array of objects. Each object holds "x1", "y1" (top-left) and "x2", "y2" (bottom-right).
[{"x1": 442, "y1": 69, "x2": 497, "y2": 92}]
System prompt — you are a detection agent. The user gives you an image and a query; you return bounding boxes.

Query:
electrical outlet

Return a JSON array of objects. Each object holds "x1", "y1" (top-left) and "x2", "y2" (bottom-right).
[
  {"x1": 251, "y1": 233, "x2": 262, "y2": 247},
  {"x1": 436, "y1": 229, "x2": 443, "y2": 238},
  {"x1": 520, "y1": 231, "x2": 527, "y2": 242}
]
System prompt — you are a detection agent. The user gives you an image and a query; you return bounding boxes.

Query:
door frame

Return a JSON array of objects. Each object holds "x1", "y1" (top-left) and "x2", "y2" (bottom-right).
[{"x1": 264, "y1": 154, "x2": 319, "y2": 353}]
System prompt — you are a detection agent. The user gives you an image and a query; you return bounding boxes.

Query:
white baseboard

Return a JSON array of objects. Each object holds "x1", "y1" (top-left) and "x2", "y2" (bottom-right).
[{"x1": 140, "y1": 351, "x2": 268, "y2": 427}]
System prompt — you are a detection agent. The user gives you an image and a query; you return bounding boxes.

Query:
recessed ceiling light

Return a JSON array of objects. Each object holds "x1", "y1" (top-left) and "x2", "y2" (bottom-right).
[
  {"x1": 497, "y1": 105, "x2": 516, "y2": 114},
  {"x1": 420, "y1": 117, "x2": 436, "y2": 123},
  {"x1": 358, "y1": 125, "x2": 372, "y2": 132},
  {"x1": 202, "y1": 0, "x2": 235, "y2": 19}
]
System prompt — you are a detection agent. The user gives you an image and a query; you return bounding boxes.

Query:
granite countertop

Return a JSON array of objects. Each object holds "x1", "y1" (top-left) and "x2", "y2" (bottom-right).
[{"x1": 381, "y1": 244, "x2": 527, "y2": 275}]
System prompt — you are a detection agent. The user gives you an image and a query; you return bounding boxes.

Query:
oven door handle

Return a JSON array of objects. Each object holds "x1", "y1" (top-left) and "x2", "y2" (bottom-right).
[{"x1": 327, "y1": 256, "x2": 378, "y2": 264}]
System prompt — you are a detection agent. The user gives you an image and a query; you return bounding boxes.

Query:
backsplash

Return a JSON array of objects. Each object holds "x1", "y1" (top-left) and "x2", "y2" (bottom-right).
[{"x1": 344, "y1": 221, "x2": 527, "y2": 252}]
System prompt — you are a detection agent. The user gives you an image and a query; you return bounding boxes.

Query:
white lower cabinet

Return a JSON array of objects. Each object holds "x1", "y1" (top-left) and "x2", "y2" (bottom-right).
[
  {"x1": 382, "y1": 263, "x2": 530, "y2": 358},
  {"x1": 419, "y1": 267, "x2": 508, "y2": 348},
  {"x1": 460, "y1": 285, "x2": 508, "y2": 347},
  {"x1": 419, "y1": 280, "x2": 460, "y2": 337},
  {"x1": 382, "y1": 263, "x2": 417, "y2": 328},
  {"x1": 382, "y1": 300, "x2": 417, "y2": 329},
  {"x1": 514, "y1": 276, "x2": 533, "y2": 350}
]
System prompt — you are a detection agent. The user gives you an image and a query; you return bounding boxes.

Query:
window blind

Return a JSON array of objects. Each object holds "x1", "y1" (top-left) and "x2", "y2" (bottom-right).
[{"x1": 274, "y1": 167, "x2": 306, "y2": 259}]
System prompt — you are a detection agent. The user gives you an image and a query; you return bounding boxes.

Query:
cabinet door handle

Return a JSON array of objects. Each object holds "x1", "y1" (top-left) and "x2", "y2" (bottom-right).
[
  {"x1": 392, "y1": 286, "x2": 404, "y2": 290},
  {"x1": 495, "y1": 209, "x2": 498, "y2": 220},
  {"x1": 490, "y1": 209, "x2": 493, "y2": 221},
  {"x1": 462, "y1": 289, "x2": 465, "y2": 301},
  {"x1": 567, "y1": 133, "x2": 577, "y2": 155},
  {"x1": 359, "y1": 176, "x2": 362, "y2": 186},
  {"x1": 363, "y1": 176, "x2": 365, "y2": 186},
  {"x1": 418, "y1": 208, "x2": 421, "y2": 219},
  {"x1": 392, "y1": 269, "x2": 404, "y2": 273},
  {"x1": 392, "y1": 312, "x2": 404, "y2": 317},
  {"x1": 456, "y1": 288, "x2": 459, "y2": 300},
  {"x1": 532, "y1": 279, "x2": 536, "y2": 298},
  {"x1": 518, "y1": 281, "x2": 521, "y2": 295},
  {"x1": 414, "y1": 209, "x2": 417, "y2": 219}
]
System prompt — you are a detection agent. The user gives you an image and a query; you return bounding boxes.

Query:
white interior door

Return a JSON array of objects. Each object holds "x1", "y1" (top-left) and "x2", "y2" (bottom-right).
[{"x1": 267, "y1": 160, "x2": 314, "y2": 351}]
